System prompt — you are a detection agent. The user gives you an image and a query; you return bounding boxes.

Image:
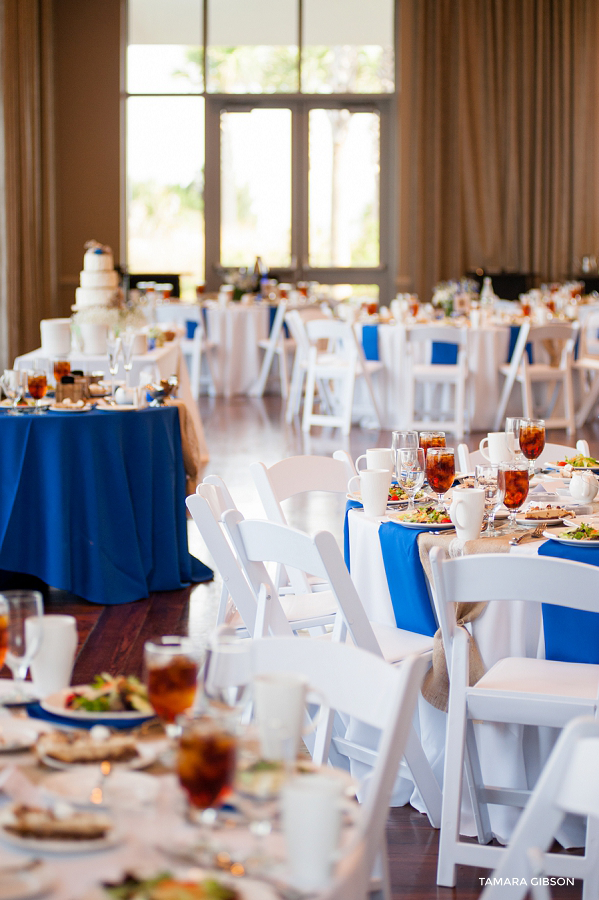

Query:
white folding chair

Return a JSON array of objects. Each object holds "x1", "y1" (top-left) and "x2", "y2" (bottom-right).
[
  {"x1": 300, "y1": 318, "x2": 383, "y2": 435},
  {"x1": 284, "y1": 308, "x2": 331, "y2": 423},
  {"x1": 221, "y1": 512, "x2": 441, "y2": 828},
  {"x1": 250, "y1": 639, "x2": 429, "y2": 900},
  {"x1": 480, "y1": 716, "x2": 599, "y2": 900},
  {"x1": 575, "y1": 311, "x2": 599, "y2": 427},
  {"x1": 250, "y1": 300, "x2": 296, "y2": 399},
  {"x1": 404, "y1": 325, "x2": 469, "y2": 439},
  {"x1": 494, "y1": 321, "x2": 579, "y2": 434},
  {"x1": 186, "y1": 483, "x2": 338, "y2": 637},
  {"x1": 429, "y1": 548, "x2": 599, "y2": 890},
  {"x1": 250, "y1": 452, "x2": 356, "y2": 594},
  {"x1": 457, "y1": 440, "x2": 591, "y2": 473}
]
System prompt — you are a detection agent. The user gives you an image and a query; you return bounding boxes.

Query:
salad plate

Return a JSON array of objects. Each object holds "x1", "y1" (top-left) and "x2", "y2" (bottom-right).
[
  {"x1": 545, "y1": 454, "x2": 599, "y2": 474},
  {"x1": 543, "y1": 521, "x2": 599, "y2": 546},
  {"x1": 41, "y1": 675, "x2": 154, "y2": 724},
  {"x1": 389, "y1": 505, "x2": 454, "y2": 530},
  {"x1": 347, "y1": 487, "x2": 428, "y2": 506}
]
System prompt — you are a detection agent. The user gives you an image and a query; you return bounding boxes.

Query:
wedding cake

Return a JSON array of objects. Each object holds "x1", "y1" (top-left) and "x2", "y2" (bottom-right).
[{"x1": 73, "y1": 240, "x2": 121, "y2": 310}]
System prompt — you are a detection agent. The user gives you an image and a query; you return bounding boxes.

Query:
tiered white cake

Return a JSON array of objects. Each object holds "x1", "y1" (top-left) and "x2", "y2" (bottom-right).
[{"x1": 73, "y1": 241, "x2": 120, "y2": 310}]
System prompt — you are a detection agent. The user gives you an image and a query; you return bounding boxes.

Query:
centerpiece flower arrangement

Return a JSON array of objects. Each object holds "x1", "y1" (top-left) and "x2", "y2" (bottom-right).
[
  {"x1": 432, "y1": 278, "x2": 480, "y2": 316},
  {"x1": 71, "y1": 292, "x2": 147, "y2": 333}
]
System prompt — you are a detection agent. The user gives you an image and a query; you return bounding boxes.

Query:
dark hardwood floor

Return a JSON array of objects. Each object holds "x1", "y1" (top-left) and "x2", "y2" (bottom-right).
[{"x1": 39, "y1": 394, "x2": 593, "y2": 899}]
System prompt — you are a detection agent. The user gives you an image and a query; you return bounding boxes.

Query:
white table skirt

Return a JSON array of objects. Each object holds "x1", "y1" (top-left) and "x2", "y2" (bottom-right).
[
  {"x1": 14, "y1": 340, "x2": 209, "y2": 464},
  {"x1": 204, "y1": 304, "x2": 270, "y2": 397},
  {"x1": 354, "y1": 323, "x2": 511, "y2": 432},
  {"x1": 347, "y1": 509, "x2": 583, "y2": 845}
]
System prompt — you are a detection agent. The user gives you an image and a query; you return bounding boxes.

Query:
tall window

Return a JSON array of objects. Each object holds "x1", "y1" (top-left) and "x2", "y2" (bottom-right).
[{"x1": 125, "y1": 0, "x2": 395, "y2": 300}]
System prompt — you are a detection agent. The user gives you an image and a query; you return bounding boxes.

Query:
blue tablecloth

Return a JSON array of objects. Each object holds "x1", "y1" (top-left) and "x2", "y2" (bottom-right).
[
  {"x1": 361, "y1": 323, "x2": 458, "y2": 364},
  {"x1": 0, "y1": 407, "x2": 212, "y2": 605},
  {"x1": 538, "y1": 540, "x2": 599, "y2": 664}
]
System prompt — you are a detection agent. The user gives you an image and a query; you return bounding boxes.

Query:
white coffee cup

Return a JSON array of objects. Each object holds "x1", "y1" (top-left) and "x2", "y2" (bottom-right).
[
  {"x1": 348, "y1": 469, "x2": 391, "y2": 517},
  {"x1": 253, "y1": 673, "x2": 310, "y2": 762},
  {"x1": 355, "y1": 448, "x2": 394, "y2": 473},
  {"x1": 449, "y1": 487, "x2": 486, "y2": 541},
  {"x1": 281, "y1": 774, "x2": 343, "y2": 890},
  {"x1": 26, "y1": 615, "x2": 77, "y2": 698},
  {"x1": 479, "y1": 432, "x2": 513, "y2": 465}
]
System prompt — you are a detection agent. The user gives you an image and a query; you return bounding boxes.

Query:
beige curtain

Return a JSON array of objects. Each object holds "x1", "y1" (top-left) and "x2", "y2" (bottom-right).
[
  {"x1": 397, "y1": 0, "x2": 599, "y2": 302},
  {"x1": 0, "y1": 0, "x2": 56, "y2": 369}
]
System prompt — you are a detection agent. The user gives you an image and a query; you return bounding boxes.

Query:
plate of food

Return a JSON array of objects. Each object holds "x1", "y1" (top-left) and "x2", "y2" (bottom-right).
[
  {"x1": 40, "y1": 674, "x2": 154, "y2": 724},
  {"x1": 545, "y1": 454, "x2": 599, "y2": 473},
  {"x1": 515, "y1": 505, "x2": 577, "y2": 527},
  {"x1": 0, "y1": 803, "x2": 117, "y2": 854},
  {"x1": 347, "y1": 485, "x2": 427, "y2": 506},
  {"x1": 543, "y1": 521, "x2": 599, "y2": 545},
  {"x1": 389, "y1": 505, "x2": 454, "y2": 530},
  {"x1": 49, "y1": 400, "x2": 93, "y2": 413},
  {"x1": 97, "y1": 872, "x2": 276, "y2": 900},
  {"x1": 35, "y1": 730, "x2": 158, "y2": 770}
]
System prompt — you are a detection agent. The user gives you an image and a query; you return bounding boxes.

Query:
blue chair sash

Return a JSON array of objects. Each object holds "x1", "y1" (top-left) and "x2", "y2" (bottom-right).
[
  {"x1": 508, "y1": 325, "x2": 533, "y2": 363},
  {"x1": 538, "y1": 541, "x2": 599, "y2": 664},
  {"x1": 361, "y1": 325, "x2": 379, "y2": 361}
]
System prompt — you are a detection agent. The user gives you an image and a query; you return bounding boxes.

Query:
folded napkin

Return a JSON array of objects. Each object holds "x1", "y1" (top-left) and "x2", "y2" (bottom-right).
[{"x1": 165, "y1": 398, "x2": 200, "y2": 494}]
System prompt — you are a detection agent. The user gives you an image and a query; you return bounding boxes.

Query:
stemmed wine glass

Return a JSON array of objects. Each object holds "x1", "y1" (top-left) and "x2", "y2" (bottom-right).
[
  {"x1": 475, "y1": 464, "x2": 505, "y2": 537},
  {"x1": 425, "y1": 447, "x2": 455, "y2": 510},
  {"x1": 498, "y1": 461, "x2": 530, "y2": 533},
  {"x1": 519, "y1": 418, "x2": 546, "y2": 477},
  {"x1": 505, "y1": 417, "x2": 524, "y2": 461},
  {"x1": 106, "y1": 331, "x2": 121, "y2": 402},
  {"x1": 120, "y1": 330, "x2": 136, "y2": 387},
  {"x1": 397, "y1": 448, "x2": 426, "y2": 510},
  {"x1": 144, "y1": 636, "x2": 201, "y2": 739},
  {"x1": 1, "y1": 370, "x2": 27, "y2": 413},
  {"x1": 203, "y1": 630, "x2": 252, "y2": 717},
  {"x1": 392, "y1": 431, "x2": 419, "y2": 481},
  {"x1": 2, "y1": 591, "x2": 43, "y2": 701}
]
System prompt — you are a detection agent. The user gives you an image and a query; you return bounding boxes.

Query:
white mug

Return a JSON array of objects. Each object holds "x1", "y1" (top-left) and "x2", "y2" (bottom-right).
[
  {"x1": 26, "y1": 615, "x2": 77, "y2": 698},
  {"x1": 479, "y1": 432, "x2": 513, "y2": 465},
  {"x1": 281, "y1": 774, "x2": 343, "y2": 890},
  {"x1": 449, "y1": 488, "x2": 485, "y2": 541},
  {"x1": 355, "y1": 448, "x2": 394, "y2": 474},
  {"x1": 348, "y1": 469, "x2": 391, "y2": 517},
  {"x1": 253, "y1": 673, "x2": 311, "y2": 762}
]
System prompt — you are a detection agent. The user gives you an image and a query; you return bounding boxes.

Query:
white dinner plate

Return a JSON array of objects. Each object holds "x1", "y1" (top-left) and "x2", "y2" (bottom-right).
[
  {"x1": 545, "y1": 461, "x2": 599, "y2": 474},
  {"x1": 37, "y1": 741, "x2": 159, "y2": 772},
  {"x1": 515, "y1": 509, "x2": 576, "y2": 527},
  {"x1": 346, "y1": 491, "x2": 428, "y2": 508},
  {"x1": 84, "y1": 873, "x2": 279, "y2": 900},
  {"x1": 94, "y1": 403, "x2": 139, "y2": 412},
  {"x1": 0, "y1": 808, "x2": 118, "y2": 856},
  {"x1": 40, "y1": 688, "x2": 154, "y2": 725},
  {"x1": 49, "y1": 404, "x2": 92, "y2": 413},
  {"x1": 0, "y1": 722, "x2": 39, "y2": 754},
  {"x1": 42, "y1": 768, "x2": 159, "y2": 808},
  {"x1": 542, "y1": 529, "x2": 599, "y2": 547},
  {"x1": 0, "y1": 868, "x2": 55, "y2": 900}
]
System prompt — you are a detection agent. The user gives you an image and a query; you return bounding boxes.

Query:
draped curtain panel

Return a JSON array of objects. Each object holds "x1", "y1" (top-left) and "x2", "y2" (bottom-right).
[
  {"x1": 397, "y1": 0, "x2": 599, "y2": 302},
  {"x1": 0, "y1": 0, "x2": 56, "y2": 369}
]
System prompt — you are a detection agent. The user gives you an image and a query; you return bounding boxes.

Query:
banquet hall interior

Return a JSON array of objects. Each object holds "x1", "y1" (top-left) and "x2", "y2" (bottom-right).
[{"x1": 2, "y1": 0, "x2": 599, "y2": 898}]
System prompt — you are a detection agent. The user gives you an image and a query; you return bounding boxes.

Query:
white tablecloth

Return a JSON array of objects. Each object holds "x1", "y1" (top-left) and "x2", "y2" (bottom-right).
[
  {"x1": 14, "y1": 340, "x2": 209, "y2": 464},
  {"x1": 354, "y1": 322, "x2": 510, "y2": 432},
  {"x1": 204, "y1": 304, "x2": 270, "y2": 397},
  {"x1": 347, "y1": 509, "x2": 582, "y2": 845}
]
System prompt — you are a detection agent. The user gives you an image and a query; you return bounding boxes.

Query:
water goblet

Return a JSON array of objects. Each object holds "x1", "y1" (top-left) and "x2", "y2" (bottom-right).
[
  {"x1": 1, "y1": 370, "x2": 27, "y2": 413},
  {"x1": 144, "y1": 636, "x2": 200, "y2": 739},
  {"x1": 27, "y1": 370, "x2": 48, "y2": 413},
  {"x1": 2, "y1": 591, "x2": 43, "y2": 701},
  {"x1": 498, "y1": 461, "x2": 530, "y2": 533},
  {"x1": 392, "y1": 431, "x2": 418, "y2": 479},
  {"x1": 106, "y1": 332, "x2": 121, "y2": 401},
  {"x1": 519, "y1": 418, "x2": 546, "y2": 477},
  {"x1": 425, "y1": 447, "x2": 455, "y2": 510},
  {"x1": 505, "y1": 417, "x2": 525, "y2": 461},
  {"x1": 120, "y1": 330, "x2": 136, "y2": 387},
  {"x1": 475, "y1": 464, "x2": 504, "y2": 537},
  {"x1": 203, "y1": 630, "x2": 251, "y2": 717},
  {"x1": 397, "y1": 448, "x2": 425, "y2": 510}
]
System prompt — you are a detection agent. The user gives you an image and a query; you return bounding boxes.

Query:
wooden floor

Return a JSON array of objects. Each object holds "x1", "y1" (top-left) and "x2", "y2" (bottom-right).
[{"x1": 40, "y1": 394, "x2": 595, "y2": 899}]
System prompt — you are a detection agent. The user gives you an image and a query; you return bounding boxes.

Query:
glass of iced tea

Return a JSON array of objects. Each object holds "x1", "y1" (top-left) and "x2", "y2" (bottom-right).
[
  {"x1": 425, "y1": 447, "x2": 455, "y2": 509},
  {"x1": 27, "y1": 370, "x2": 47, "y2": 413},
  {"x1": 419, "y1": 431, "x2": 446, "y2": 458},
  {"x1": 177, "y1": 712, "x2": 237, "y2": 825},
  {"x1": 53, "y1": 359, "x2": 71, "y2": 386},
  {"x1": 519, "y1": 418, "x2": 545, "y2": 477},
  {"x1": 144, "y1": 636, "x2": 200, "y2": 738},
  {"x1": 498, "y1": 461, "x2": 530, "y2": 532}
]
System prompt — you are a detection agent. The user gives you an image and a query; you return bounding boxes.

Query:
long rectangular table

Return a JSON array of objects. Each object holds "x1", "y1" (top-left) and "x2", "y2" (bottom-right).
[{"x1": 0, "y1": 406, "x2": 212, "y2": 605}]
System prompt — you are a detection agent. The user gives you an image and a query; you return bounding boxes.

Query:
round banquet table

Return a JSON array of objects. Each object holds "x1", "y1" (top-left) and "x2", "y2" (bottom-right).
[
  {"x1": 0, "y1": 406, "x2": 212, "y2": 605},
  {"x1": 203, "y1": 302, "x2": 271, "y2": 396}
]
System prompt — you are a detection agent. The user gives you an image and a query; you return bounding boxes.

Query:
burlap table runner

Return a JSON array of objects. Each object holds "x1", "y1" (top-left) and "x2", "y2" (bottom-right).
[
  {"x1": 165, "y1": 398, "x2": 200, "y2": 495},
  {"x1": 419, "y1": 530, "x2": 512, "y2": 712}
]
